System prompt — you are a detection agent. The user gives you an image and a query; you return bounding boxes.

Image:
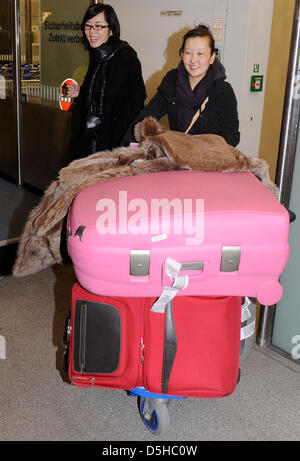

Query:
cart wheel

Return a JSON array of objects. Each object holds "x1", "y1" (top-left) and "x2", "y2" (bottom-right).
[{"x1": 138, "y1": 397, "x2": 170, "y2": 436}]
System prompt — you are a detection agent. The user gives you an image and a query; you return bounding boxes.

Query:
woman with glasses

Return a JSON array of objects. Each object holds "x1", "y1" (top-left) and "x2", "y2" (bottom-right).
[
  {"x1": 66, "y1": 3, "x2": 146, "y2": 158},
  {"x1": 122, "y1": 24, "x2": 239, "y2": 147}
]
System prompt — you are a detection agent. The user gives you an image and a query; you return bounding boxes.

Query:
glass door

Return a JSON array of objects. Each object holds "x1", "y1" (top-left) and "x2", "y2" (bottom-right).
[
  {"x1": 0, "y1": 0, "x2": 90, "y2": 190},
  {"x1": 0, "y1": 0, "x2": 92, "y2": 275},
  {"x1": 20, "y1": 0, "x2": 89, "y2": 190},
  {"x1": 271, "y1": 133, "x2": 300, "y2": 361},
  {"x1": 0, "y1": 0, "x2": 18, "y2": 181}
]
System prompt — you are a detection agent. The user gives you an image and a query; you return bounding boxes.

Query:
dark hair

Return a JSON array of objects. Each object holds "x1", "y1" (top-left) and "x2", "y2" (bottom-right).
[
  {"x1": 179, "y1": 24, "x2": 215, "y2": 56},
  {"x1": 81, "y1": 3, "x2": 120, "y2": 48}
]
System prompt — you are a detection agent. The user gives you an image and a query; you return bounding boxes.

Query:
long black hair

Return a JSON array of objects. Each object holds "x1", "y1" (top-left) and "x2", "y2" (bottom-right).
[{"x1": 81, "y1": 3, "x2": 120, "y2": 49}]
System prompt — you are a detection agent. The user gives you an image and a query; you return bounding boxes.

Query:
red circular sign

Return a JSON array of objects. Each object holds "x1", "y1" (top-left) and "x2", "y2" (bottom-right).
[{"x1": 59, "y1": 78, "x2": 78, "y2": 111}]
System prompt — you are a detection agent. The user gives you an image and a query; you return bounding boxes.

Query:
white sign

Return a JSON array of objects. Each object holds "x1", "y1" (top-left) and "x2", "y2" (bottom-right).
[
  {"x1": 213, "y1": 17, "x2": 224, "y2": 42},
  {"x1": 160, "y1": 10, "x2": 183, "y2": 16}
]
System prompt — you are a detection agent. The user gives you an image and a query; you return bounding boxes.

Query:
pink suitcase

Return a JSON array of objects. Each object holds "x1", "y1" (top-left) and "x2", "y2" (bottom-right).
[{"x1": 66, "y1": 170, "x2": 290, "y2": 305}]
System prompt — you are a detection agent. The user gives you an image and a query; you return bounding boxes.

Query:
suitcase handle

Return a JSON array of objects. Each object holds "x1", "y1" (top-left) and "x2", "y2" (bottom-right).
[
  {"x1": 152, "y1": 258, "x2": 190, "y2": 313},
  {"x1": 181, "y1": 261, "x2": 204, "y2": 271},
  {"x1": 162, "y1": 260, "x2": 207, "y2": 286}
]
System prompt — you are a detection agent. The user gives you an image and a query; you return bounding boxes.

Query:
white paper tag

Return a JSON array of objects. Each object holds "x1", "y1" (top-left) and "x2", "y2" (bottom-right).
[
  {"x1": 165, "y1": 257, "x2": 182, "y2": 279},
  {"x1": 241, "y1": 297, "x2": 252, "y2": 322},
  {"x1": 151, "y1": 258, "x2": 189, "y2": 313},
  {"x1": 172, "y1": 275, "x2": 189, "y2": 291},
  {"x1": 151, "y1": 286, "x2": 179, "y2": 313},
  {"x1": 240, "y1": 321, "x2": 256, "y2": 340},
  {"x1": 151, "y1": 234, "x2": 168, "y2": 242}
]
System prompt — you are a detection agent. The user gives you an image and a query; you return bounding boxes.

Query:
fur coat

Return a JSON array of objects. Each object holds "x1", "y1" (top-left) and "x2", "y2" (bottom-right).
[{"x1": 13, "y1": 117, "x2": 278, "y2": 277}]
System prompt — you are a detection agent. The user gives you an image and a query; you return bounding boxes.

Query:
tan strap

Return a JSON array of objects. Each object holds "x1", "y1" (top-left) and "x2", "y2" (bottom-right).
[
  {"x1": 184, "y1": 96, "x2": 209, "y2": 134},
  {"x1": 184, "y1": 109, "x2": 200, "y2": 134}
]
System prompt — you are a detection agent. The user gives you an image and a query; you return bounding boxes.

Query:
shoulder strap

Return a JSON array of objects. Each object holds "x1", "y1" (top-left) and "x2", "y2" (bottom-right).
[
  {"x1": 184, "y1": 96, "x2": 209, "y2": 134},
  {"x1": 161, "y1": 300, "x2": 177, "y2": 394}
]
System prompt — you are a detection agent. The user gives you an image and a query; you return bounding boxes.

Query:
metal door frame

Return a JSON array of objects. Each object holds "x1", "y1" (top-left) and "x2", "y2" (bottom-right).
[
  {"x1": 256, "y1": 0, "x2": 300, "y2": 350},
  {"x1": 13, "y1": 0, "x2": 22, "y2": 186}
]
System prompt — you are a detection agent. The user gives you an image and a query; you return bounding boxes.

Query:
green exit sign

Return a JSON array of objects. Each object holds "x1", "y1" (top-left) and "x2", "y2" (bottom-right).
[{"x1": 250, "y1": 75, "x2": 263, "y2": 92}]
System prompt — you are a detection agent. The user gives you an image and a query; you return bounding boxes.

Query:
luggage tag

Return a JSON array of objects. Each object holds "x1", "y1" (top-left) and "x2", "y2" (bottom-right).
[
  {"x1": 240, "y1": 297, "x2": 256, "y2": 340},
  {"x1": 241, "y1": 297, "x2": 252, "y2": 322},
  {"x1": 151, "y1": 257, "x2": 189, "y2": 314}
]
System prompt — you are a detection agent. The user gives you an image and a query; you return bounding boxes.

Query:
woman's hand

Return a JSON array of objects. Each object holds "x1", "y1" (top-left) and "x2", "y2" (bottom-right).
[{"x1": 66, "y1": 83, "x2": 80, "y2": 98}]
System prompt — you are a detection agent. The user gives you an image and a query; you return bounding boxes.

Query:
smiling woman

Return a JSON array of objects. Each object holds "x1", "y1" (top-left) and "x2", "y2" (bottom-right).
[
  {"x1": 66, "y1": 3, "x2": 146, "y2": 159},
  {"x1": 181, "y1": 36, "x2": 216, "y2": 89},
  {"x1": 83, "y1": 12, "x2": 112, "y2": 48},
  {"x1": 122, "y1": 24, "x2": 240, "y2": 147}
]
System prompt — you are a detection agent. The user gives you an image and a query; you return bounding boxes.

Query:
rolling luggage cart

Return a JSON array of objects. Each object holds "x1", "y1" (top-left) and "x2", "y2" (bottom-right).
[{"x1": 62, "y1": 170, "x2": 290, "y2": 435}]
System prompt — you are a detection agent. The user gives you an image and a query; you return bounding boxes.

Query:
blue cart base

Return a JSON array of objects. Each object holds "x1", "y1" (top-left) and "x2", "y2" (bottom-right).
[{"x1": 127, "y1": 387, "x2": 184, "y2": 435}]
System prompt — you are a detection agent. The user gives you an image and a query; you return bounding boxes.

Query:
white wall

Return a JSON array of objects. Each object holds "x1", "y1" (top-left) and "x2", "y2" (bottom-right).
[
  {"x1": 109, "y1": 0, "x2": 217, "y2": 93},
  {"x1": 224, "y1": 0, "x2": 274, "y2": 156},
  {"x1": 109, "y1": 0, "x2": 274, "y2": 157}
]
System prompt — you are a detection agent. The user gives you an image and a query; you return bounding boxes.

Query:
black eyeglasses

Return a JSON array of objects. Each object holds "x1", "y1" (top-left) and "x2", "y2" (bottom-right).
[{"x1": 83, "y1": 24, "x2": 110, "y2": 31}]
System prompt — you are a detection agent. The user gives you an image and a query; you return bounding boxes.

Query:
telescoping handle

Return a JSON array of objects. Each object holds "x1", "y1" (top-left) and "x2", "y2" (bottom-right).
[{"x1": 180, "y1": 261, "x2": 204, "y2": 271}]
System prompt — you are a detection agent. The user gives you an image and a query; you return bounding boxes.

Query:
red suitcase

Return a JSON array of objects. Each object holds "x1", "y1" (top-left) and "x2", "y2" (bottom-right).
[{"x1": 66, "y1": 282, "x2": 241, "y2": 399}]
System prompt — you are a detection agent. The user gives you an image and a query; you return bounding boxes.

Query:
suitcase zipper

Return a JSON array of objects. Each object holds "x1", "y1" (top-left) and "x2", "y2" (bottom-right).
[
  {"x1": 71, "y1": 376, "x2": 94, "y2": 386},
  {"x1": 79, "y1": 304, "x2": 87, "y2": 372}
]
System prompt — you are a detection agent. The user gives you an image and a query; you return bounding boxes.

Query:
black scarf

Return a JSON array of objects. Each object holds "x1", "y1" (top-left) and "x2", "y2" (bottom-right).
[{"x1": 175, "y1": 59, "x2": 224, "y2": 132}]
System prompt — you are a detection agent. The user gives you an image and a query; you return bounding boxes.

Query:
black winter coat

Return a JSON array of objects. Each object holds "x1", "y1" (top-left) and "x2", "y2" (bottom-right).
[
  {"x1": 70, "y1": 38, "x2": 146, "y2": 158},
  {"x1": 123, "y1": 63, "x2": 240, "y2": 147}
]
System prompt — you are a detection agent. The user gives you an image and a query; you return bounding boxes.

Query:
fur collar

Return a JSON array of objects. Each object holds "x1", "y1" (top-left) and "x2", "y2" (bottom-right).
[{"x1": 13, "y1": 117, "x2": 278, "y2": 277}]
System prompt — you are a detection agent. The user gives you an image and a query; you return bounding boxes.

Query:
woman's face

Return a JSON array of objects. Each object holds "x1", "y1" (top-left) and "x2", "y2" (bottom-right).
[
  {"x1": 84, "y1": 12, "x2": 112, "y2": 48},
  {"x1": 181, "y1": 36, "x2": 215, "y2": 85}
]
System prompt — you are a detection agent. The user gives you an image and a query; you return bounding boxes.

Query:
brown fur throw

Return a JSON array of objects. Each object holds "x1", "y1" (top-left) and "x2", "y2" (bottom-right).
[{"x1": 13, "y1": 117, "x2": 278, "y2": 277}]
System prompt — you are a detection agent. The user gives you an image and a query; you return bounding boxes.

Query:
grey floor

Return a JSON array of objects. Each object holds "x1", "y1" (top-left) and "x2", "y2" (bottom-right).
[
  {"x1": 1, "y1": 263, "x2": 300, "y2": 442},
  {"x1": 0, "y1": 177, "x2": 40, "y2": 242}
]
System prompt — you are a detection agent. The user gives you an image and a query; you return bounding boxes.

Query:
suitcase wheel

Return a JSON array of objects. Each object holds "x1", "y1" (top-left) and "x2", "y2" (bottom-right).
[{"x1": 138, "y1": 397, "x2": 170, "y2": 436}]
